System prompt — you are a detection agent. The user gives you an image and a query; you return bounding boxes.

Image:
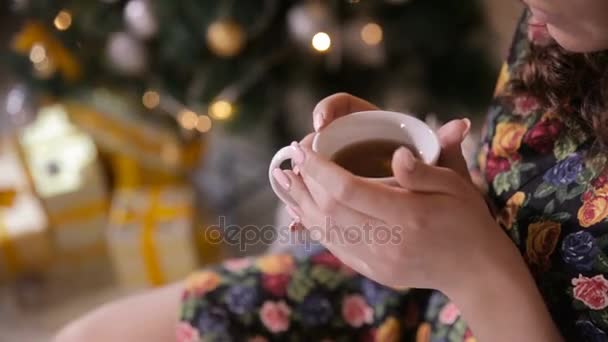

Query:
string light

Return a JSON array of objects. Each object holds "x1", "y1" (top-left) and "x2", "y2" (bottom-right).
[
  {"x1": 196, "y1": 115, "x2": 212, "y2": 133},
  {"x1": 178, "y1": 109, "x2": 198, "y2": 130},
  {"x1": 209, "y1": 100, "x2": 233, "y2": 120},
  {"x1": 361, "y1": 23, "x2": 383, "y2": 46},
  {"x1": 312, "y1": 32, "x2": 331, "y2": 52},
  {"x1": 142, "y1": 90, "x2": 160, "y2": 109},
  {"x1": 54, "y1": 10, "x2": 72, "y2": 31},
  {"x1": 29, "y1": 43, "x2": 46, "y2": 64}
]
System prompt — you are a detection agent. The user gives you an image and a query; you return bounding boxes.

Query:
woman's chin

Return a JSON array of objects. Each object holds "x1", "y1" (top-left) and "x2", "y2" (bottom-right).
[{"x1": 548, "y1": 25, "x2": 608, "y2": 53}]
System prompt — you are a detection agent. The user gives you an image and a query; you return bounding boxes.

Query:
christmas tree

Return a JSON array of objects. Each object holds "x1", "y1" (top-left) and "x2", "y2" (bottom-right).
[
  {"x1": 2, "y1": 0, "x2": 497, "y2": 232},
  {"x1": 4, "y1": 0, "x2": 496, "y2": 140}
]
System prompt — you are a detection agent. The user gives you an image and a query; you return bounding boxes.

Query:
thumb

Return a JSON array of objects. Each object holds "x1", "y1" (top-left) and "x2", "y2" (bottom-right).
[
  {"x1": 436, "y1": 118, "x2": 471, "y2": 181},
  {"x1": 391, "y1": 147, "x2": 466, "y2": 195}
]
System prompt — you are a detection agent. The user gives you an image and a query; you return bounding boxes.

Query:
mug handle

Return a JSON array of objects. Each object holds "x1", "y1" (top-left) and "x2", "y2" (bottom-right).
[{"x1": 268, "y1": 145, "x2": 299, "y2": 208}]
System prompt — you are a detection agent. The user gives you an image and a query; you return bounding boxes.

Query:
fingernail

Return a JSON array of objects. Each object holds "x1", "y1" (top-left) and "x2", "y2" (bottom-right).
[
  {"x1": 289, "y1": 220, "x2": 303, "y2": 231},
  {"x1": 272, "y1": 168, "x2": 291, "y2": 190},
  {"x1": 293, "y1": 165, "x2": 300, "y2": 176},
  {"x1": 286, "y1": 206, "x2": 300, "y2": 220},
  {"x1": 397, "y1": 147, "x2": 416, "y2": 172},
  {"x1": 313, "y1": 112, "x2": 324, "y2": 132},
  {"x1": 461, "y1": 118, "x2": 471, "y2": 139},
  {"x1": 290, "y1": 141, "x2": 305, "y2": 165}
]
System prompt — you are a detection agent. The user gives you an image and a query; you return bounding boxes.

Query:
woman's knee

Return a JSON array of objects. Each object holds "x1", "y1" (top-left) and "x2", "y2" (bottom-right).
[
  {"x1": 54, "y1": 283, "x2": 184, "y2": 342},
  {"x1": 53, "y1": 308, "x2": 107, "y2": 342},
  {"x1": 53, "y1": 321, "x2": 83, "y2": 342}
]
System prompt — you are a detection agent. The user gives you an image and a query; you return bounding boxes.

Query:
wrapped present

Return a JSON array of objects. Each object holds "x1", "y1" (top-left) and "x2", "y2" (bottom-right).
[
  {"x1": 63, "y1": 88, "x2": 205, "y2": 176},
  {"x1": 107, "y1": 186, "x2": 205, "y2": 288},
  {"x1": 18, "y1": 104, "x2": 110, "y2": 278},
  {"x1": 0, "y1": 139, "x2": 51, "y2": 281},
  {"x1": 109, "y1": 153, "x2": 183, "y2": 189}
]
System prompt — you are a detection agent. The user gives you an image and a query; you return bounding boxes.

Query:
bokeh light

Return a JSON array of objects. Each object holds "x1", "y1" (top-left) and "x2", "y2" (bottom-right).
[
  {"x1": 196, "y1": 115, "x2": 212, "y2": 133},
  {"x1": 54, "y1": 10, "x2": 72, "y2": 31},
  {"x1": 178, "y1": 109, "x2": 198, "y2": 130},
  {"x1": 29, "y1": 44, "x2": 46, "y2": 64},
  {"x1": 361, "y1": 23, "x2": 383, "y2": 46},
  {"x1": 312, "y1": 32, "x2": 331, "y2": 52},
  {"x1": 142, "y1": 90, "x2": 160, "y2": 109},
  {"x1": 209, "y1": 100, "x2": 233, "y2": 120}
]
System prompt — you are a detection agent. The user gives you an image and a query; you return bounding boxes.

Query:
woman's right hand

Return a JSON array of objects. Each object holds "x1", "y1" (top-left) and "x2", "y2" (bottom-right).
[{"x1": 312, "y1": 93, "x2": 379, "y2": 131}]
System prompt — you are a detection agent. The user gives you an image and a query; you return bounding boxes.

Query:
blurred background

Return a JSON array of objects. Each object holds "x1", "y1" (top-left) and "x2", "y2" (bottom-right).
[{"x1": 0, "y1": 0, "x2": 522, "y2": 340}]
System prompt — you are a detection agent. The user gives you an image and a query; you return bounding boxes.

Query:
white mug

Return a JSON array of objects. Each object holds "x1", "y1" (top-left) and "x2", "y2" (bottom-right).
[{"x1": 268, "y1": 110, "x2": 441, "y2": 207}]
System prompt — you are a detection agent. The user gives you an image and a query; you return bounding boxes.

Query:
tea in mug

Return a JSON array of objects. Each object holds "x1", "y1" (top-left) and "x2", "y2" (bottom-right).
[{"x1": 331, "y1": 139, "x2": 419, "y2": 178}]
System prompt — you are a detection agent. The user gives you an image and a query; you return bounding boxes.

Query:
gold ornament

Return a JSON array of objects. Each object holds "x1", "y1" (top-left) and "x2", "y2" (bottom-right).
[{"x1": 206, "y1": 20, "x2": 245, "y2": 57}]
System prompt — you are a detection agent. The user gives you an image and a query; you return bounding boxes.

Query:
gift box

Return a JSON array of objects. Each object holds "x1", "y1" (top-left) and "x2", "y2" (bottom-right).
[
  {"x1": 18, "y1": 104, "x2": 111, "y2": 278},
  {"x1": 107, "y1": 186, "x2": 205, "y2": 288},
  {"x1": 0, "y1": 139, "x2": 51, "y2": 281},
  {"x1": 63, "y1": 88, "x2": 205, "y2": 175}
]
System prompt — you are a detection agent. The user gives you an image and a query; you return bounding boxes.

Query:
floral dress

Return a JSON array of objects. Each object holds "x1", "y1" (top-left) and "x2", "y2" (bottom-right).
[{"x1": 179, "y1": 11, "x2": 608, "y2": 342}]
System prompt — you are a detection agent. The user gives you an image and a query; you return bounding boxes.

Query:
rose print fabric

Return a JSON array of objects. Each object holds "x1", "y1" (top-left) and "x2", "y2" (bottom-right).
[
  {"x1": 179, "y1": 252, "x2": 429, "y2": 341},
  {"x1": 423, "y1": 11, "x2": 608, "y2": 341},
  {"x1": 179, "y1": 11, "x2": 608, "y2": 341}
]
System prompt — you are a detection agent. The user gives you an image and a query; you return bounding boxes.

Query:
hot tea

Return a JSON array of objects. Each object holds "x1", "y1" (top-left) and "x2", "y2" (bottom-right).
[{"x1": 331, "y1": 139, "x2": 418, "y2": 178}]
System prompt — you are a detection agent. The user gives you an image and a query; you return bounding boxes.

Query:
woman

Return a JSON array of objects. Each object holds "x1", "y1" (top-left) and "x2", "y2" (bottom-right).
[{"x1": 56, "y1": 1, "x2": 608, "y2": 341}]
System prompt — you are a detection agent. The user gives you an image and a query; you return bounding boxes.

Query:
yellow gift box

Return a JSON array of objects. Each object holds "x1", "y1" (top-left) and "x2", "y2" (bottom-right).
[
  {"x1": 0, "y1": 139, "x2": 51, "y2": 281},
  {"x1": 107, "y1": 186, "x2": 203, "y2": 288},
  {"x1": 18, "y1": 105, "x2": 110, "y2": 277},
  {"x1": 63, "y1": 90, "x2": 205, "y2": 176},
  {"x1": 0, "y1": 192, "x2": 52, "y2": 281}
]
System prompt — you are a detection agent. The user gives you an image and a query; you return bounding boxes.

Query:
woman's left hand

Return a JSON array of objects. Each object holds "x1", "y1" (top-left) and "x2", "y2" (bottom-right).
[{"x1": 275, "y1": 127, "x2": 521, "y2": 294}]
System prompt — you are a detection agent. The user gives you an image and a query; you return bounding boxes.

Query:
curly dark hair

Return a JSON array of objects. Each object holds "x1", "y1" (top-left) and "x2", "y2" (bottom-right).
[{"x1": 507, "y1": 39, "x2": 608, "y2": 145}]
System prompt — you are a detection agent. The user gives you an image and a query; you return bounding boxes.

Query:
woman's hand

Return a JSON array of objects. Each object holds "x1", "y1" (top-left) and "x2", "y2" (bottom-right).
[
  {"x1": 286, "y1": 93, "x2": 493, "y2": 291},
  {"x1": 312, "y1": 92, "x2": 380, "y2": 131},
  {"x1": 273, "y1": 92, "x2": 493, "y2": 291},
  {"x1": 278, "y1": 138, "x2": 514, "y2": 292}
]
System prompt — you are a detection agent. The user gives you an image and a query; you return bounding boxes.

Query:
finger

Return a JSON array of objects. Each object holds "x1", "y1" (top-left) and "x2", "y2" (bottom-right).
[
  {"x1": 292, "y1": 134, "x2": 317, "y2": 175},
  {"x1": 436, "y1": 118, "x2": 471, "y2": 181},
  {"x1": 284, "y1": 168, "x2": 391, "y2": 258},
  {"x1": 392, "y1": 147, "x2": 468, "y2": 195},
  {"x1": 299, "y1": 133, "x2": 315, "y2": 149},
  {"x1": 301, "y1": 170, "x2": 384, "y2": 229},
  {"x1": 273, "y1": 169, "x2": 319, "y2": 218},
  {"x1": 313, "y1": 93, "x2": 379, "y2": 132},
  {"x1": 288, "y1": 220, "x2": 304, "y2": 232},
  {"x1": 291, "y1": 133, "x2": 316, "y2": 176},
  {"x1": 280, "y1": 170, "x2": 338, "y2": 244},
  {"x1": 280, "y1": 171, "x2": 339, "y2": 241},
  {"x1": 297, "y1": 144, "x2": 411, "y2": 222}
]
